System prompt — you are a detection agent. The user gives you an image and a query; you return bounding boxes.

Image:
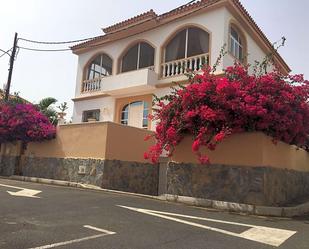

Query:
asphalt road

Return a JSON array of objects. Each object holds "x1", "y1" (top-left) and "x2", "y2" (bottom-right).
[{"x1": 0, "y1": 178, "x2": 309, "y2": 249}]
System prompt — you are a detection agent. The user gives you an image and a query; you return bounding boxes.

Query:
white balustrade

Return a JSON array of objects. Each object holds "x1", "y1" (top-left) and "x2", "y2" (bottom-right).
[
  {"x1": 161, "y1": 53, "x2": 209, "y2": 79},
  {"x1": 82, "y1": 77, "x2": 102, "y2": 93}
]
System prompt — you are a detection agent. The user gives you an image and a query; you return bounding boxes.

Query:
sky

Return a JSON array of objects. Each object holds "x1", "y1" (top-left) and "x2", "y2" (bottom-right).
[{"x1": 0, "y1": 0, "x2": 308, "y2": 119}]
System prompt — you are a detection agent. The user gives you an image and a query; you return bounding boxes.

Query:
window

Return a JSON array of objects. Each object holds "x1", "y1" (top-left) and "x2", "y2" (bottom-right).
[
  {"x1": 165, "y1": 27, "x2": 209, "y2": 62},
  {"x1": 120, "y1": 101, "x2": 149, "y2": 129},
  {"x1": 121, "y1": 42, "x2": 154, "y2": 73},
  {"x1": 82, "y1": 109, "x2": 100, "y2": 122},
  {"x1": 229, "y1": 26, "x2": 244, "y2": 61},
  {"x1": 87, "y1": 54, "x2": 112, "y2": 80}
]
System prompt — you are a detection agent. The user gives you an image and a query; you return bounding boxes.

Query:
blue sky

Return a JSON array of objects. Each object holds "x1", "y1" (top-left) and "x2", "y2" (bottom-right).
[{"x1": 0, "y1": 0, "x2": 308, "y2": 119}]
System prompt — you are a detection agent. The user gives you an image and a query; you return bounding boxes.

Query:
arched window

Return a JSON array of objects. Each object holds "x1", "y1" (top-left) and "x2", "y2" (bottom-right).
[
  {"x1": 121, "y1": 42, "x2": 155, "y2": 73},
  {"x1": 121, "y1": 101, "x2": 149, "y2": 129},
  {"x1": 229, "y1": 25, "x2": 245, "y2": 61},
  {"x1": 86, "y1": 54, "x2": 112, "y2": 80},
  {"x1": 165, "y1": 27, "x2": 210, "y2": 62}
]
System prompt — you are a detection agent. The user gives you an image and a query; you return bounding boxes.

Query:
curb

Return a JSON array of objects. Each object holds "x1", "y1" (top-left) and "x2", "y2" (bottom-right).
[
  {"x1": 8, "y1": 175, "x2": 164, "y2": 201},
  {"x1": 7, "y1": 175, "x2": 309, "y2": 218}
]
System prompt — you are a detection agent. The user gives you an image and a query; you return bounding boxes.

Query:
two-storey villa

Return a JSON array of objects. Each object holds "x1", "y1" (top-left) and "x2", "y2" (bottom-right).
[{"x1": 71, "y1": 0, "x2": 290, "y2": 130}]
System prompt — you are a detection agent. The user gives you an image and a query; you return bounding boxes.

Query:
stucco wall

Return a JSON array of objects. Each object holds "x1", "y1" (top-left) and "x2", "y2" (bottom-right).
[
  {"x1": 74, "y1": 7, "x2": 227, "y2": 97},
  {"x1": 72, "y1": 6, "x2": 276, "y2": 127},
  {"x1": 24, "y1": 122, "x2": 154, "y2": 163},
  {"x1": 222, "y1": 8, "x2": 274, "y2": 73},
  {"x1": 72, "y1": 96, "x2": 115, "y2": 123},
  {"x1": 25, "y1": 122, "x2": 108, "y2": 159},
  {"x1": 172, "y1": 132, "x2": 309, "y2": 172}
]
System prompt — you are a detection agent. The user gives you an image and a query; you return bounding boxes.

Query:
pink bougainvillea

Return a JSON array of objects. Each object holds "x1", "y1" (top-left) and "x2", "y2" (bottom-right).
[
  {"x1": 145, "y1": 64, "x2": 309, "y2": 164},
  {"x1": 0, "y1": 103, "x2": 56, "y2": 143}
]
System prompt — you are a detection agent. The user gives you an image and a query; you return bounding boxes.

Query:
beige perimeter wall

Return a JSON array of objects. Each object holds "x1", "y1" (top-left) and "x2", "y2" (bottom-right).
[
  {"x1": 24, "y1": 122, "x2": 154, "y2": 163},
  {"x1": 172, "y1": 132, "x2": 309, "y2": 172}
]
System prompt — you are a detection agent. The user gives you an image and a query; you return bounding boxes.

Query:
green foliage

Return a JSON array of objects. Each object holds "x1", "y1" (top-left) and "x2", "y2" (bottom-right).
[{"x1": 36, "y1": 97, "x2": 58, "y2": 126}]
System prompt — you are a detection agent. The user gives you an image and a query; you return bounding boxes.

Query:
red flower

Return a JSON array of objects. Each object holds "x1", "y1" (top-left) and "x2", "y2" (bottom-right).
[
  {"x1": 144, "y1": 62, "x2": 309, "y2": 164},
  {"x1": 214, "y1": 131, "x2": 225, "y2": 142}
]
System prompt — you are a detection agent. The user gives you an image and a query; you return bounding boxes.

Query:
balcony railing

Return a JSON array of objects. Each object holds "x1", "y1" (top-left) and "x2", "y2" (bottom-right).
[
  {"x1": 161, "y1": 53, "x2": 209, "y2": 79},
  {"x1": 82, "y1": 78, "x2": 102, "y2": 93},
  {"x1": 81, "y1": 68, "x2": 158, "y2": 95}
]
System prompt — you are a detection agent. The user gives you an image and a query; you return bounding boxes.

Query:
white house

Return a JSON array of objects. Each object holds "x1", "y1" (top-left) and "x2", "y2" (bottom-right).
[{"x1": 71, "y1": 0, "x2": 290, "y2": 130}]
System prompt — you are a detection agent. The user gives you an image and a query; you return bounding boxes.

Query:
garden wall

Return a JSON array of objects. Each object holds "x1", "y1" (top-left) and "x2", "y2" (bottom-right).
[
  {"x1": 24, "y1": 121, "x2": 154, "y2": 162},
  {"x1": 0, "y1": 142, "x2": 22, "y2": 176},
  {"x1": 166, "y1": 162, "x2": 309, "y2": 206},
  {"x1": 21, "y1": 157, "x2": 159, "y2": 195},
  {"x1": 172, "y1": 132, "x2": 309, "y2": 172}
]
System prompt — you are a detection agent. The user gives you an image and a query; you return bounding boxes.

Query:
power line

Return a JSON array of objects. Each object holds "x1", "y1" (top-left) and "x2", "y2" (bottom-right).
[
  {"x1": 18, "y1": 36, "x2": 94, "y2": 45},
  {"x1": 18, "y1": 0, "x2": 196, "y2": 48},
  {"x1": 18, "y1": 46, "x2": 71, "y2": 52},
  {"x1": 11, "y1": 0, "x2": 202, "y2": 54},
  {"x1": 0, "y1": 48, "x2": 12, "y2": 58}
]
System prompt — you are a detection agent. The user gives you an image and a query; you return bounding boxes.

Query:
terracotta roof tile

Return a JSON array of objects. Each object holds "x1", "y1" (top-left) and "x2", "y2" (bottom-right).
[{"x1": 102, "y1": 9, "x2": 157, "y2": 34}]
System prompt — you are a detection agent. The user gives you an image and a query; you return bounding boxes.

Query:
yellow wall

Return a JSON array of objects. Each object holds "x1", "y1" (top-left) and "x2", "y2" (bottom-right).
[
  {"x1": 25, "y1": 122, "x2": 108, "y2": 159},
  {"x1": 172, "y1": 132, "x2": 309, "y2": 172},
  {"x1": 105, "y1": 122, "x2": 154, "y2": 162},
  {"x1": 24, "y1": 122, "x2": 154, "y2": 163},
  {"x1": 0, "y1": 142, "x2": 22, "y2": 156}
]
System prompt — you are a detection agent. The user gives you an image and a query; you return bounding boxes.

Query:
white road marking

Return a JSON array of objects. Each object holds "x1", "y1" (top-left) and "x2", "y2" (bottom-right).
[
  {"x1": 0, "y1": 183, "x2": 28, "y2": 190},
  {"x1": 83, "y1": 225, "x2": 116, "y2": 234},
  {"x1": 28, "y1": 225, "x2": 116, "y2": 249},
  {"x1": 118, "y1": 205, "x2": 296, "y2": 247},
  {"x1": 0, "y1": 183, "x2": 42, "y2": 198}
]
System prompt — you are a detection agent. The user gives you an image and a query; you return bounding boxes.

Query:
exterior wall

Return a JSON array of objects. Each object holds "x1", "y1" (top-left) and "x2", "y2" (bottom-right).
[
  {"x1": 72, "y1": 6, "x2": 276, "y2": 126},
  {"x1": 172, "y1": 132, "x2": 309, "y2": 172},
  {"x1": 72, "y1": 96, "x2": 115, "y2": 123},
  {"x1": 167, "y1": 162, "x2": 309, "y2": 206},
  {"x1": 222, "y1": 8, "x2": 273, "y2": 73},
  {"x1": 25, "y1": 122, "x2": 109, "y2": 159},
  {"x1": 21, "y1": 157, "x2": 159, "y2": 195},
  {"x1": 74, "y1": 7, "x2": 227, "y2": 98},
  {"x1": 0, "y1": 142, "x2": 22, "y2": 176},
  {"x1": 114, "y1": 94, "x2": 153, "y2": 129},
  {"x1": 24, "y1": 122, "x2": 154, "y2": 163},
  {"x1": 104, "y1": 123, "x2": 154, "y2": 162}
]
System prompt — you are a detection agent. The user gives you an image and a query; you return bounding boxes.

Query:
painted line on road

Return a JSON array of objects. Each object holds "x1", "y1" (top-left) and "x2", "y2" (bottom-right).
[
  {"x1": 0, "y1": 183, "x2": 27, "y2": 190},
  {"x1": 83, "y1": 225, "x2": 116, "y2": 234},
  {"x1": 0, "y1": 183, "x2": 42, "y2": 198},
  {"x1": 118, "y1": 205, "x2": 296, "y2": 247},
  {"x1": 28, "y1": 225, "x2": 116, "y2": 249}
]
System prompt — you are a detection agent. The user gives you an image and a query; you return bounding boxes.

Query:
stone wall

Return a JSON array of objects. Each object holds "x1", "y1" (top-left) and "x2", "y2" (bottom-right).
[
  {"x1": 0, "y1": 156, "x2": 18, "y2": 176},
  {"x1": 19, "y1": 157, "x2": 158, "y2": 195},
  {"x1": 166, "y1": 163, "x2": 309, "y2": 206},
  {"x1": 102, "y1": 160, "x2": 158, "y2": 195}
]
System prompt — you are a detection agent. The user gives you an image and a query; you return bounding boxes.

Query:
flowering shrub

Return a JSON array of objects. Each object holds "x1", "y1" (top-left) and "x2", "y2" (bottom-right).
[
  {"x1": 144, "y1": 64, "x2": 309, "y2": 164},
  {"x1": 0, "y1": 103, "x2": 56, "y2": 144}
]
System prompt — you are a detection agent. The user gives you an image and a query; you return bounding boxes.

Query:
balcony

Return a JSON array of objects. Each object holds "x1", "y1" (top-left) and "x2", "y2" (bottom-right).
[
  {"x1": 81, "y1": 67, "x2": 158, "y2": 96},
  {"x1": 161, "y1": 53, "x2": 209, "y2": 79}
]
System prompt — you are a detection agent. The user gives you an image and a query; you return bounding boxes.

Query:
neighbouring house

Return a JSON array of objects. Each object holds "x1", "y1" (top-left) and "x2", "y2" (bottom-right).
[{"x1": 71, "y1": 0, "x2": 290, "y2": 129}]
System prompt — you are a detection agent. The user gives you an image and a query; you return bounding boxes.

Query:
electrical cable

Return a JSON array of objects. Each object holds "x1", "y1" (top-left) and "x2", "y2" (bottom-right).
[
  {"x1": 18, "y1": 46, "x2": 71, "y2": 52},
  {"x1": 0, "y1": 48, "x2": 12, "y2": 58},
  {"x1": 18, "y1": 36, "x2": 94, "y2": 45},
  {"x1": 16, "y1": 0, "x2": 201, "y2": 53}
]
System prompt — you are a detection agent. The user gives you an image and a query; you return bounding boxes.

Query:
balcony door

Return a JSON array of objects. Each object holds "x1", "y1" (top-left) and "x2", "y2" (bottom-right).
[
  {"x1": 121, "y1": 101, "x2": 149, "y2": 129},
  {"x1": 128, "y1": 102, "x2": 144, "y2": 128}
]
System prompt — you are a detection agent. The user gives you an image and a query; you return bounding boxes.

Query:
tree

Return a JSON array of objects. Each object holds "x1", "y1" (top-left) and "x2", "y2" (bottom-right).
[{"x1": 36, "y1": 97, "x2": 58, "y2": 125}]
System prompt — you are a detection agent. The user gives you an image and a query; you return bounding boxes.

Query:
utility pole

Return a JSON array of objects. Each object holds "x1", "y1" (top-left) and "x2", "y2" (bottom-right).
[{"x1": 4, "y1": 32, "x2": 18, "y2": 102}]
